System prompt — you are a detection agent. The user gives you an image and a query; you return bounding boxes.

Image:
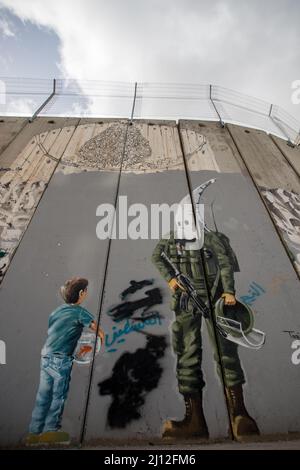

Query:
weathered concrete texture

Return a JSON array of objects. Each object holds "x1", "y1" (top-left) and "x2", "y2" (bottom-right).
[
  {"x1": 179, "y1": 120, "x2": 300, "y2": 436},
  {"x1": 84, "y1": 122, "x2": 229, "y2": 442},
  {"x1": 227, "y1": 124, "x2": 300, "y2": 194},
  {"x1": 227, "y1": 124, "x2": 300, "y2": 276},
  {"x1": 180, "y1": 121, "x2": 242, "y2": 173},
  {"x1": 0, "y1": 117, "x2": 28, "y2": 157},
  {"x1": 0, "y1": 117, "x2": 80, "y2": 168},
  {"x1": 0, "y1": 123, "x2": 78, "y2": 282},
  {"x1": 270, "y1": 135, "x2": 300, "y2": 177}
]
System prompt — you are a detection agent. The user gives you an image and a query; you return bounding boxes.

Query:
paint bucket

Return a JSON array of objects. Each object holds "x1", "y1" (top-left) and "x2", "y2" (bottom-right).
[{"x1": 74, "y1": 331, "x2": 101, "y2": 365}]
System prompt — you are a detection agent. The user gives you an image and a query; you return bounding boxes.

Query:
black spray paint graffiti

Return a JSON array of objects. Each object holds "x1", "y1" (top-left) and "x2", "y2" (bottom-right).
[
  {"x1": 98, "y1": 333, "x2": 167, "y2": 428},
  {"x1": 120, "y1": 279, "x2": 154, "y2": 300},
  {"x1": 108, "y1": 287, "x2": 163, "y2": 322},
  {"x1": 99, "y1": 279, "x2": 167, "y2": 428},
  {"x1": 105, "y1": 282, "x2": 164, "y2": 353}
]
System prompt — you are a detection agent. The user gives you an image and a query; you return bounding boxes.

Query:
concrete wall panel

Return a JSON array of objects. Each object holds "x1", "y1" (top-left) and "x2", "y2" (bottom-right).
[
  {"x1": 84, "y1": 121, "x2": 230, "y2": 443},
  {"x1": 0, "y1": 120, "x2": 127, "y2": 445},
  {"x1": 0, "y1": 117, "x2": 28, "y2": 157},
  {"x1": 0, "y1": 118, "x2": 80, "y2": 168},
  {"x1": 180, "y1": 120, "x2": 300, "y2": 436},
  {"x1": 270, "y1": 135, "x2": 300, "y2": 177},
  {"x1": 0, "y1": 123, "x2": 78, "y2": 283},
  {"x1": 227, "y1": 124, "x2": 300, "y2": 277},
  {"x1": 1, "y1": 117, "x2": 300, "y2": 447}
]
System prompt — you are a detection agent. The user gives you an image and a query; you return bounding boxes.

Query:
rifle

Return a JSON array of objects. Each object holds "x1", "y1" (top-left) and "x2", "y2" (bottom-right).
[
  {"x1": 161, "y1": 251, "x2": 210, "y2": 318},
  {"x1": 161, "y1": 251, "x2": 227, "y2": 337}
]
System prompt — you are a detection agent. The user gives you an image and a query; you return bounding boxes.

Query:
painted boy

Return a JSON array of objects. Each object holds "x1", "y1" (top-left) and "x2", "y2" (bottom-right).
[{"x1": 26, "y1": 277, "x2": 104, "y2": 445}]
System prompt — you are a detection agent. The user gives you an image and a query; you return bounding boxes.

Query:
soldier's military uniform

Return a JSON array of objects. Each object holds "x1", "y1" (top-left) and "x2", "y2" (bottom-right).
[{"x1": 152, "y1": 230, "x2": 259, "y2": 440}]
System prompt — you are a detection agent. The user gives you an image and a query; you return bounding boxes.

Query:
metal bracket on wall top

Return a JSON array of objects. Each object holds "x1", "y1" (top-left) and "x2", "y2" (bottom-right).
[
  {"x1": 29, "y1": 78, "x2": 56, "y2": 123},
  {"x1": 269, "y1": 104, "x2": 295, "y2": 148}
]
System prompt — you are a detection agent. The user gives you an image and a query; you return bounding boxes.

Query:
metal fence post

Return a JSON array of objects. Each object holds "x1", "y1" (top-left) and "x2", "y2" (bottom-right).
[
  {"x1": 269, "y1": 103, "x2": 294, "y2": 147},
  {"x1": 209, "y1": 85, "x2": 225, "y2": 127},
  {"x1": 130, "y1": 82, "x2": 137, "y2": 123},
  {"x1": 29, "y1": 78, "x2": 56, "y2": 123},
  {"x1": 295, "y1": 128, "x2": 300, "y2": 146}
]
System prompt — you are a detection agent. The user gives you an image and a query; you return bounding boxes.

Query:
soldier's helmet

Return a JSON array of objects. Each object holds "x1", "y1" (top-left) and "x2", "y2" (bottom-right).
[{"x1": 214, "y1": 298, "x2": 266, "y2": 350}]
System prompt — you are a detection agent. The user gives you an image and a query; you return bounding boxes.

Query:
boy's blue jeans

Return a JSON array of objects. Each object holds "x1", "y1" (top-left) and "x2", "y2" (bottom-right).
[{"x1": 29, "y1": 354, "x2": 73, "y2": 434}]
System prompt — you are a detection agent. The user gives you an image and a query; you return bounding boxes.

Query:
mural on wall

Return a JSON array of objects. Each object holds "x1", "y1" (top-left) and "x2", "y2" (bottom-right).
[
  {"x1": 0, "y1": 126, "x2": 75, "y2": 283},
  {"x1": 26, "y1": 277, "x2": 104, "y2": 446},
  {"x1": 78, "y1": 123, "x2": 152, "y2": 171},
  {"x1": 62, "y1": 121, "x2": 186, "y2": 174},
  {"x1": 225, "y1": 123, "x2": 300, "y2": 280},
  {"x1": 179, "y1": 121, "x2": 300, "y2": 438},
  {"x1": 2, "y1": 118, "x2": 300, "y2": 447},
  {"x1": 98, "y1": 333, "x2": 167, "y2": 429},
  {"x1": 98, "y1": 278, "x2": 166, "y2": 429},
  {"x1": 151, "y1": 179, "x2": 265, "y2": 441},
  {"x1": 0, "y1": 122, "x2": 216, "y2": 284},
  {"x1": 0, "y1": 157, "x2": 49, "y2": 283},
  {"x1": 0, "y1": 121, "x2": 191, "y2": 283},
  {"x1": 261, "y1": 187, "x2": 300, "y2": 272}
]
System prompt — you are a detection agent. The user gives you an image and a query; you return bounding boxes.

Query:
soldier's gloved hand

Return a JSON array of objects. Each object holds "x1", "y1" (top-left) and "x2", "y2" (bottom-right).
[
  {"x1": 222, "y1": 293, "x2": 237, "y2": 305},
  {"x1": 168, "y1": 278, "x2": 184, "y2": 292}
]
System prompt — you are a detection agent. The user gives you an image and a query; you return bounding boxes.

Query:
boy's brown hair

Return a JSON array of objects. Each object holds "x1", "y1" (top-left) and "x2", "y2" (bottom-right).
[{"x1": 60, "y1": 277, "x2": 88, "y2": 304}]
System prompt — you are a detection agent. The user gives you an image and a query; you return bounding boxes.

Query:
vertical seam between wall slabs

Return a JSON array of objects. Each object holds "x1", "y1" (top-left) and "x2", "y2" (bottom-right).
[
  {"x1": 269, "y1": 134, "x2": 300, "y2": 179},
  {"x1": 177, "y1": 121, "x2": 235, "y2": 441},
  {"x1": 0, "y1": 119, "x2": 81, "y2": 285},
  {"x1": 226, "y1": 125, "x2": 300, "y2": 282},
  {"x1": 1, "y1": 79, "x2": 56, "y2": 158},
  {"x1": 0, "y1": 119, "x2": 30, "y2": 160},
  {"x1": 79, "y1": 84, "x2": 137, "y2": 446}
]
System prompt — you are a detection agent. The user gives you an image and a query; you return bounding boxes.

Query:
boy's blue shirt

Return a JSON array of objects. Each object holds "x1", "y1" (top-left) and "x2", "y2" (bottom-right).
[{"x1": 42, "y1": 304, "x2": 95, "y2": 356}]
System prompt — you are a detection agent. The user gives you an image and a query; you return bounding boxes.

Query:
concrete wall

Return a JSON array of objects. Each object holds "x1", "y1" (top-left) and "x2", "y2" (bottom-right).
[
  {"x1": 180, "y1": 121, "x2": 300, "y2": 435},
  {"x1": 0, "y1": 117, "x2": 300, "y2": 447}
]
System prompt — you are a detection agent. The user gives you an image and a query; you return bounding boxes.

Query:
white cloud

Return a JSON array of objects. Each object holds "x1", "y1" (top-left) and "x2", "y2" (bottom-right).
[
  {"x1": 0, "y1": 16, "x2": 15, "y2": 37},
  {"x1": 0, "y1": 1, "x2": 237, "y2": 81},
  {"x1": 4, "y1": 97, "x2": 36, "y2": 115},
  {"x1": 0, "y1": 0, "x2": 300, "y2": 121}
]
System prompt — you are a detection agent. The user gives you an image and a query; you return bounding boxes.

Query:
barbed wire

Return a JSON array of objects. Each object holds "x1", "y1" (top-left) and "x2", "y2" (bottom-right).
[{"x1": 0, "y1": 78, "x2": 299, "y2": 144}]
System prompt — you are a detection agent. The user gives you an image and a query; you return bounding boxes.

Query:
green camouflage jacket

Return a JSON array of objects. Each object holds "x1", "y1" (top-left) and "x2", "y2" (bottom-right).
[{"x1": 151, "y1": 231, "x2": 235, "y2": 294}]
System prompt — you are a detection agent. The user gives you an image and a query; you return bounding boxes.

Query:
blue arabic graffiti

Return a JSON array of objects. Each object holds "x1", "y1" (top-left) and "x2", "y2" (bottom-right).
[
  {"x1": 105, "y1": 313, "x2": 163, "y2": 353},
  {"x1": 240, "y1": 281, "x2": 266, "y2": 306}
]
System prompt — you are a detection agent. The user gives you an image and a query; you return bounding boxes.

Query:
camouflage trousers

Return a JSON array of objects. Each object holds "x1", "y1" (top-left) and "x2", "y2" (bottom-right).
[{"x1": 171, "y1": 287, "x2": 245, "y2": 395}]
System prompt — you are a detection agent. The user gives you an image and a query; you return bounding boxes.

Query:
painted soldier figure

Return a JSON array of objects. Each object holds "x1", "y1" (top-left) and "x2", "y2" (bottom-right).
[{"x1": 152, "y1": 183, "x2": 260, "y2": 441}]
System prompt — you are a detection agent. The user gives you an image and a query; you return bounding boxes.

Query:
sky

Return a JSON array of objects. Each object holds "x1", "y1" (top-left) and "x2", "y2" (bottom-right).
[{"x1": 0, "y1": 0, "x2": 299, "y2": 123}]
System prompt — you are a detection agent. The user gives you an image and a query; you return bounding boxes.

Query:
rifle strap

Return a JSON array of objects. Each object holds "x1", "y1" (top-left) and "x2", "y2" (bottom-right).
[{"x1": 205, "y1": 264, "x2": 221, "y2": 307}]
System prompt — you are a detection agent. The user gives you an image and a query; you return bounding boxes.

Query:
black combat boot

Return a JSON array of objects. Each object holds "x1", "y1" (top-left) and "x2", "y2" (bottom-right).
[
  {"x1": 162, "y1": 393, "x2": 209, "y2": 439},
  {"x1": 225, "y1": 385, "x2": 259, "y2": 442}
]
